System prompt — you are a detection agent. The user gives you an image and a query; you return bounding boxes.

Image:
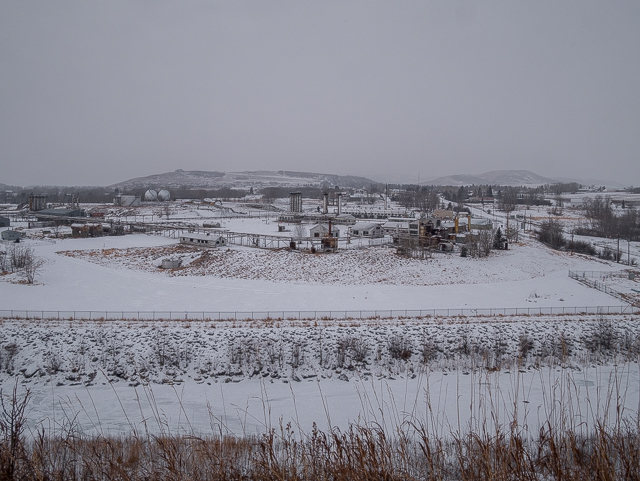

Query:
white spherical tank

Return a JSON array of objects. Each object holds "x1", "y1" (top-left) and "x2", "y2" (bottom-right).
[
  {"x1": 157, "y1": 190, "x2": 171, "y2": 201},
  {"x1": 144, "y1": 189, "x2": 158, "y2": 201}
]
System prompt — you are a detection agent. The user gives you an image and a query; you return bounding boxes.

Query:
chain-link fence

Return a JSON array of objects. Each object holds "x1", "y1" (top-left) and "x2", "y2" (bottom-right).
[{"x1": 1, "y1": 305, "x2": 637, "y2": 322}]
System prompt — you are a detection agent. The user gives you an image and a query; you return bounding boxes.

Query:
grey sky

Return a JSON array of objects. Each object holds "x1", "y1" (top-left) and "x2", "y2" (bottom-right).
[{"x1": 1, "y1": 1, "x2": 639, "y2": 187}]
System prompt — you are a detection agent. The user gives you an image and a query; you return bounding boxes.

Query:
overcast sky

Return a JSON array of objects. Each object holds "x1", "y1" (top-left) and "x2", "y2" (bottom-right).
[{"x1": 1, "y1": 1, "x2": 639, "y2": 187}]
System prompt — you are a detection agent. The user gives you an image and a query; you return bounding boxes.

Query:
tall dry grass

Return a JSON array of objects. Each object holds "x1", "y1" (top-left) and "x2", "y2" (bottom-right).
[{"x1": 2, "y1": 375, "x2": 640, "y2": 481}]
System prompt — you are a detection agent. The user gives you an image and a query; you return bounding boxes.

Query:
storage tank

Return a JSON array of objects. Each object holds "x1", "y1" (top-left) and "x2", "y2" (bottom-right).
[
  {"x1": 144, "y1": 189, "x2": 158, "y2": 201},
  {"x1": 157, "y1": 190, "x2": 171, "y2": 201}
]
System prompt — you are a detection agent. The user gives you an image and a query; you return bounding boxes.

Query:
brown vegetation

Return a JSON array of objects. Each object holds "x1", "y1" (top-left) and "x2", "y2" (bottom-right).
[{"x1": 2, "y1": 385, "x2": 639, "y2": 480}]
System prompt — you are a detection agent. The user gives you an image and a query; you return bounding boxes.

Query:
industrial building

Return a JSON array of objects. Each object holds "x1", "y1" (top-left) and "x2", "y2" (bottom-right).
[
  {"x1": 28, "y1": 194, "x2": 47, "y2": 211},
  {"x1": 35, "y1": 208, "x2": 85, "y2": 221}
]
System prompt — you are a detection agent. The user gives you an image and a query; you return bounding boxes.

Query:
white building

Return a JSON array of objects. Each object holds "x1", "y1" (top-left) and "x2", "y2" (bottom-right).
[
  {"x1": 382, "y1": 218, "x2": 410, "y2": 235},
  {"x1": 350, "y1": 222, "x2": 383, "y2": 238},
  {"x1": 179, "y1": 233, "x2": 227, "y2": 247},
  {"x1": 309, "y1": 224, "x2": 340, "y2": 238}
]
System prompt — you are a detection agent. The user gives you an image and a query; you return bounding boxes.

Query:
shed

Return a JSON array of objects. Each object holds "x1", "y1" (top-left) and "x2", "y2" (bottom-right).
[
  {"x1": 179, "y1": 233, "x2": 227, "y2": 247},
  {"x1": 309, "y1": 224, "x2": 340, "y2": 238},
  {"x1": 1, "y1": 230, "x2": 25, "y2": 242},
  {"x1": 0, "y1": 216, "x2": 9, "y2": 227},
  {"x1": 350, "y1": 222, "x2": 383, "y2": 238}
]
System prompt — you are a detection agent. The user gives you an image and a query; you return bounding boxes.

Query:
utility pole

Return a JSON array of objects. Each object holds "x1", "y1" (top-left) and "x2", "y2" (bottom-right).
[
  {"x1": 617, "y1": 234, "x2": 620, "y2": 263},
  {"x1": 571, "y1": 232, "x2": 574, "y2": 255}
]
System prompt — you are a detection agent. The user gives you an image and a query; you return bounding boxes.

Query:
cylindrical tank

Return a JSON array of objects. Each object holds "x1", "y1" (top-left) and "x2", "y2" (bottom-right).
[
  {"x1": 144, "y1": 189, "x2": 158, "y2": 201},
  {"x1": 157, "y1": 190, "x2": 171, "y2": 201}
]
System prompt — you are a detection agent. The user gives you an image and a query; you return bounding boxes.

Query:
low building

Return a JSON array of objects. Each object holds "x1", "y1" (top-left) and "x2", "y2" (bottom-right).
[
  {"x1": 334, "y1": 213, "x2": 357, "y2": 225},
  {"x1": 350, "y1": 222, "x2": 383, "y2": 238},
  {"x1": 179, "y1": 233, "x2": 227, "y2": 247},
  {"x1": 1, "y1": 230, "x2": 25, "y2": 242},
  {"x1": 35, "y1": 208, "x2": 85, "y2": 220},
  {"x1": 309, "y1": 224, "x2": 340, "y2": 238},
  {"x1": 0, "y1": 216, "x2": 9, "y2": 227}
]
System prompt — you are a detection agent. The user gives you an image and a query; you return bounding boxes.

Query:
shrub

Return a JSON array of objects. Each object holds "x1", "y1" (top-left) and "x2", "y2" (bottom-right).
[{"x1": 388, "y1": 335, "x2": 413, "y2": 361}]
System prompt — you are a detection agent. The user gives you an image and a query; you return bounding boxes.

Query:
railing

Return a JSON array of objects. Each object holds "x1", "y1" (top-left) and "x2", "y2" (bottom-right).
[
  {"x1": 0, "y1": 305, "x2": 637, "y2": 322},
  {"x1": 569, "y1": 270, "x2": 639, "y2": 306},
  {"x1": 569, "y1": 270, "x2": 636, "y2": 279}
]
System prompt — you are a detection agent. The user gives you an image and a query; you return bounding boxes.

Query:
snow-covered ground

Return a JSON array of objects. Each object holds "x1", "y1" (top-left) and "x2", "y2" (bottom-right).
[
  {"x1": 14, "y1": 363, "x2": 639, "y2": 438},
  {"x1": 2, "y1": 317, "x2": 639, "y2": 437},
  {"x1": 2, "y1": 208, "x2": 639, "y2": 439},
  {"x1": 0, "y1": 228, "x2": 633, "y2": 312}
]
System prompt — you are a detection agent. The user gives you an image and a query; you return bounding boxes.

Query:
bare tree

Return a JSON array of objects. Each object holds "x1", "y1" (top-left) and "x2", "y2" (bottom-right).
[
  {"x1": 536, "y1": 219, "x2": 566, "y2": 249},
  {"x1": 22, "y1": 256, "x2": 44, "y2": 284},
  {"x1": 293, "y1": 223, "x2": 307, "y2": 240},
  {"x1": 0, "y1": 249, "x2": 8, "y2": 273},
  {"x1": 4, "y1": 245, "x2": 44, "y2": 283},
  {"x1": 477, "y1": 229, "x2": 494, "y2": 257},
  {"x1": 467, "y1": 229, "x2": 494, "y2": 258},
  {"x1": 9, "y1": 245, "x2": 31, "y2": 271}
]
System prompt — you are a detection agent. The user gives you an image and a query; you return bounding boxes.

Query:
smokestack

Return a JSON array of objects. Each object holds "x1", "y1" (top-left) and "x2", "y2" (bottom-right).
[
  {"x1": 385, "y1": 184, "x2": 388, "y2": 210},
  {"x1": 337, "y1": 194, "x2": 342, "y2": 215},
  {"x1": 323, "y1": 193, "x2": 328, "y2": 214}
]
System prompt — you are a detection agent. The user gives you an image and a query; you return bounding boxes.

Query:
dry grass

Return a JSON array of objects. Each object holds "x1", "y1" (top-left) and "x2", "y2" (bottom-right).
[{"x1": 2, "y1": 381, "x2": 640, "y2": 480}]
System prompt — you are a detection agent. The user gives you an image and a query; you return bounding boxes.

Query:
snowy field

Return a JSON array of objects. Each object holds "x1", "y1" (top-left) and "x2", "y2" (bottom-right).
[{"x1": 0, "y1": 224, "x2": 635, "y2": 312}]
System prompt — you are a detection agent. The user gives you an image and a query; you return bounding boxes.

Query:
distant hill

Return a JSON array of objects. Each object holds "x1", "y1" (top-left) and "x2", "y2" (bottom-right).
[
  {"x1": 423, "y1": 169, "x2": 625, "y2": 188},
  {"x1": 425, "y1": 170, "x2": 556, "y2": 187},
  {"x1": 109, "y1": 170, "x2": 380, "y2": 191}
]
